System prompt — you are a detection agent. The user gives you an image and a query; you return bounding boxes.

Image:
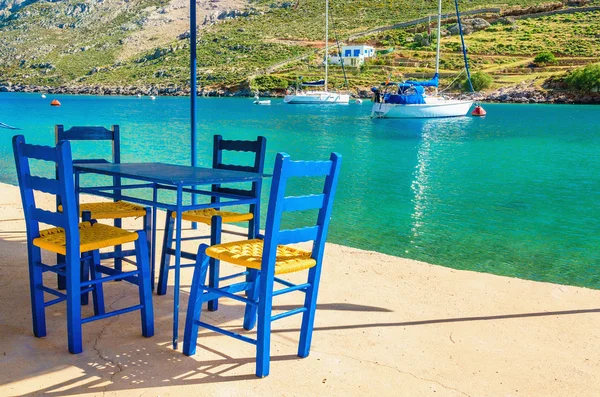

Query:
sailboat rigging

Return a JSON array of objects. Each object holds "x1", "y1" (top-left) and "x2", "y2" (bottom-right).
[
  {"x1": 284, "y1": 0, "x2": 350, "y2": 104},
  {"x1": 371, "y1": 0, "x2": 473, "y2": 118}
]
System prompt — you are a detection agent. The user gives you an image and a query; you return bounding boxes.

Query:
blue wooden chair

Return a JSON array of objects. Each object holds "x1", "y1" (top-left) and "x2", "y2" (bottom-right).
[
  {"x1": 157, "y1": 135, "x2": 267, "y2": 312},
  {"x1": 13, "y1": 135, "x2": 153, "y2": 354},
  {"x1": 55, "y1": 125, "x2": 151, "y2": 290},
  {"x1": 183, "y1": 152, "x2": 342, "y2": 378}
]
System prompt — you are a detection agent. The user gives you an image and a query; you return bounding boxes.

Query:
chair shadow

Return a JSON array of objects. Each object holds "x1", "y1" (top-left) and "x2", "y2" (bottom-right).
[
  {"x1": 2, "y1": 231, "x2": 599, "y2": 395},
  {"x1": 26, "y1": 344, "x2": 300, "y2": 396}
]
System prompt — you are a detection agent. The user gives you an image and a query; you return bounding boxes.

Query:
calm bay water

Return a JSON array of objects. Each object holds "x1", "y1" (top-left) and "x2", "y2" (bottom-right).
[{"x1": 1, "y1": 92, "x2": 599, "y2": 288}]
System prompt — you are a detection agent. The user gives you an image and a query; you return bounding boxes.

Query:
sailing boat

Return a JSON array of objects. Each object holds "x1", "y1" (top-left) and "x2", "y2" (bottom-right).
[
  {"x1": 371, "y1": 0, "x2": 473, "y2": 118},
  {"x1": 284, "y1": 0, "x2": 349, "y2": 104}
]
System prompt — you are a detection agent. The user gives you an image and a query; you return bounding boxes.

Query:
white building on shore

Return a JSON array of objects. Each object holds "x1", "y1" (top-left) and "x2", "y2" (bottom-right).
[{"x1": 329, "y1": 45, "x2": 376, "y2": 67}]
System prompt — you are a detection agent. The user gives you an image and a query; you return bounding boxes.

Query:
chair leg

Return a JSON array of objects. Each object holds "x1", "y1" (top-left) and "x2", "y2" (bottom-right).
[
  {"x1": 157, "y1": 211, "x2": 174, "y2": 295},
  {"x1": 29, "y1": 246, "x2": 46, "y2": 337},
  {"x1": 298, "y1": 266, "x2": 321, "y2": 358},
  {"x1": 136, "y1": 231, "x2": 154, "y2": 338},
  {"x1": 207, "y1": 215, "x2": 222, "y2": 312},
  {"x1": 114, "y1": 218, "x2": 123, "y2": 275},
  {"x1": 183, "y1": 244, "x2": 210, "y2": 356},
  {"x1": 90, "y1": 250, "x2": 105, "y2": 316},
  {"x1": 65, "y1": 253, "x2": 83, "y2": 354},
  {"x1": 57, "y1": 254, "x2": 66, "y2": 290},
  {"x1": 143, "y1": 207, "x2": 153, "y2": 289},
  {"x1": 255, "y1": 269, "x2": 275, "y2": 378},
  {"x1": 81, "y1": 254, "x2": 90, "y2": 306},
  {"x1": 243, "y1": 269, "x2": 259, "y2": 330}
]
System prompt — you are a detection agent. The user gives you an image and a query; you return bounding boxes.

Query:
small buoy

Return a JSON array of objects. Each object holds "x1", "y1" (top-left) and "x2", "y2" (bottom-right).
[
  {"x1": 356, "y1": 98, "x2": 363, "y2": 104},
  {"x1": 472, "y1": 105, "x2": 486, "y2": 117},
  {"x1": 50, "y1": 99, "x2": 61, "y2": 107},
  {"x1": 41, "y1": 94, "x2": 46, "y2": 99},
  {"x1": 137, "y1": 94, "x2": 142, "y2": 98},
  {"x1": 150, "y1": 95, "x2": 156, "y2": 100}
]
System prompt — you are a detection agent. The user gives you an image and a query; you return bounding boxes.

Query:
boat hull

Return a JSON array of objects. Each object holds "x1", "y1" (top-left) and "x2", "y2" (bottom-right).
[
  {"x1": 284, "y1": 92, "x2": 350, "y2": 104},
  {"x1": 371, "y1": 99, "x2": 473, "y2": 118}
]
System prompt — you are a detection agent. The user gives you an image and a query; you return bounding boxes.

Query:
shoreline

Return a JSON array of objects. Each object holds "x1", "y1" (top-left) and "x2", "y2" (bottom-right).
[
  {"x1": 0, "y1": 181, "x2": 596, "y2": 292},
  {"x1": 2, "y1": 83, "x2": 599, "y2": 105}
]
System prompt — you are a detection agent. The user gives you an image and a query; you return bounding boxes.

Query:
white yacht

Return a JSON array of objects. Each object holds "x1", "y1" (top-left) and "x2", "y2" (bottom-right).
[{"x1": 284, "y1": 0, "x2": 349, "y2": 105}]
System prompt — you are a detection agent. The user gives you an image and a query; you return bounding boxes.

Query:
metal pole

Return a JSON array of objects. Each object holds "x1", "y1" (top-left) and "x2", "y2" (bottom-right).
[
  {"x1": 190, "y1": 0, "x2": 198, "y2": 217},
  {"x1": 325, "y1": 0, "x2": 329, "y2": 92},
  {"x1": 435, "y1": 0, "x2": 442, "y2": 95},
  {"x1": 190, "y1": 0, "x2": 197, "y2": 169}
]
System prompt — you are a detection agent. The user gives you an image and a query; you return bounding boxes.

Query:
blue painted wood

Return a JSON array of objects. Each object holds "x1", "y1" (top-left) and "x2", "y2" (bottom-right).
[
  {"x1": 55, "y1": 125, "x2": 147, "y2": 288},
  {"x1": 272, "y1": 283, "x2": 310, "y2": 297},
  {"x1": 158, "y1": 135, "x2": 267, "y2": 306},
  {"x1": 196, "y1": 321, "x2": 257, "y2": 345},
  {"x1": 172, "y1": 184, "x2": 183, "y2": 349},
  {"x1": 282, "y1": 194, "x2": 326, "y2": 212},
  {"x1": 207, "y1": 215, "x2": 222, "y2": 311},
  {"x1": 74, "y1": 162, "x2": 265, "y2": 186},
  {"x1": 270, "y1": 307, "x2": 307, "y2": 322},
  {"x1": 56, "y1": 125, "x2": 114, "y2": 141},
  {"x1": 91, "y1": 250, "x2": 105, "y2": 316},
  {"x1": 25, "y1": 175, "x2": 61, "y2": 195},
  {"x1": 81, "y1": 305, "x2": 144, "y2": 324},
  {"x1": 183, "y1": 245, "x2": 210, "y2": 356},
  {"x1": 31, "y1": 208, "x2": 65, "y2": 228},
  {"x1": 182, "y1": 151, "x2": 342, "y2": 378},
  {"x1": 277, "y1": 226, "x2": 319, "y2": 245},
  {"x1": 12, "y1": 135, "x2": 154, "y2": 354},
  {"x1": 20, "y1": 143, "x2": 59, "y2": 162},
  {"x1": 135, "y1": 231, "x2": 154, "y2": 338}
]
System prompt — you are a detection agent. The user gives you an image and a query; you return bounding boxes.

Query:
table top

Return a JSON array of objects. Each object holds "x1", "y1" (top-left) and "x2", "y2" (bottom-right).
[{"x1": 73, "y1": 162, "x2": 265, "y2": 186}]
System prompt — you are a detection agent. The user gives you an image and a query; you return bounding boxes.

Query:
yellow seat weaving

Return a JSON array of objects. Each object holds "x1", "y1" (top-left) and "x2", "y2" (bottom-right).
[
  {"x1": 33, "y1": 222, "x2": 138, "y2": 255},
  {"x1": 206, "y1": 239, "x2": 316, "y2": 275},
  {"x1": 173, "y1": 208, "x2": 253, "y2": 225},
  {"x1": 58, "y1": 201, "x2": 146, "y2": 219}
]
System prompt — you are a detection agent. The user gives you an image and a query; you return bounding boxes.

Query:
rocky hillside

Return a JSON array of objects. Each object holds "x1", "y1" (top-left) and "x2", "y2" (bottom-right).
[{"x1": 0, "y1": 0, "x2": 598, "y2": 99}]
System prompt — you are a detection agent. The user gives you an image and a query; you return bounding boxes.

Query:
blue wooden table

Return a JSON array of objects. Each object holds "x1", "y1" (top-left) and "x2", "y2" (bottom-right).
[{"x1": 73, "y1": 162, "x2": 266, "y2": 349}]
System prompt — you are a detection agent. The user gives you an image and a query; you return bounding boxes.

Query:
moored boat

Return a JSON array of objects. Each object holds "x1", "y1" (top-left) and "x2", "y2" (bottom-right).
[
  {"x1": 370, "y1": 0, "x2": 473, "y2": 118},
  {"x1": 284, "y1": 0, "x2": 349, "y2": 105}
]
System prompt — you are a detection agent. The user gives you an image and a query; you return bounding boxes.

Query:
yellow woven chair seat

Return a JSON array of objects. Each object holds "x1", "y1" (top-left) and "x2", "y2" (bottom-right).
[
  {"x1": 173, "y1": 208, "x2": 253, "y2": 225},
  {"x1": 58, "y1": 201, "x2": 147, "y2": 219},
  {"x1": 33, "y1": 222, "x2": 139, "y2": 255},
  {"x1": 206, "y1": 239, "x2": 316, "y2": 275}
]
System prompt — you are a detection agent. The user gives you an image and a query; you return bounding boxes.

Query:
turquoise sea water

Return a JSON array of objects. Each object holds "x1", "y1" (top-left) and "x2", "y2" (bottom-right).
[{"x1": 1, "y1": 93, "x2": 599, "y2": 288}]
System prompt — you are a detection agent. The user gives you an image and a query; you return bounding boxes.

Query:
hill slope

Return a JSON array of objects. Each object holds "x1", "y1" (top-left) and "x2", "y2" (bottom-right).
[{"x1": 0, "y1": 0, "x2": 598, "y2": 97}]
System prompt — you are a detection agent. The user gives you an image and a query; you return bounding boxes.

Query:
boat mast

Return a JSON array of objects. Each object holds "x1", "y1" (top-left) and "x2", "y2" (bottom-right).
[
  {"x1": 435, "y1": 0, "x2": 442, "y2": 95},
  {"x1": 325, "y1": 0, "x2": 329, "y2": 92}
]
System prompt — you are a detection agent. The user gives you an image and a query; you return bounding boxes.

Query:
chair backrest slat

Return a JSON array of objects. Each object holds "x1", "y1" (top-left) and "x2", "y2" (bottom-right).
[
  {"x1": 212, "y1": 186, "x2": 254, "y2": 199},
  {"x1": 25, "y1": 175, "x2": 61, "y2": 195},
  {"x1": 216, "y1": 164, "x2": 255, "y2": 173},
  {"x1": 21, "y1": 143, "x2": 59, "y2": 162},
  {"x1": 31, "y1": 208, "x2": 66, "y2": 228},
  {"x1": 283, "y1": 194, "x2": 325, "y2": 213},
  {"x1": 218, "y1": 139, "x2": 262, "y2": 153},
  {"x1": 277, "y1": 226, "x2": 319, "y2": 246},
  {"x1": 284, "y1": 160, "x2": 333, "y2": 178},
  {"x1": 56, "y1": 126, "x2": 114, "y2": 141},
  {"x1": 261, "y1": 152, "x2": 342, "y2": 274}
]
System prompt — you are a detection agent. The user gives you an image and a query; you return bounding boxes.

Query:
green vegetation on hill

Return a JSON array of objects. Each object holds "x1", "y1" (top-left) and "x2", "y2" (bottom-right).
[{"x1": 0, "y1": 0, "x2": 599, "y2": 94}]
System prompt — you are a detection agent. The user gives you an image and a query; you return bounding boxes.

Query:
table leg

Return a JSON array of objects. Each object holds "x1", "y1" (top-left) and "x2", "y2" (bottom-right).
[
  {"x1": 173, "y1": 184, "x2": 183, "y2": 349},
  {"x1": 151, "y1": 185, "x2": 158, "y2": 290}
]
